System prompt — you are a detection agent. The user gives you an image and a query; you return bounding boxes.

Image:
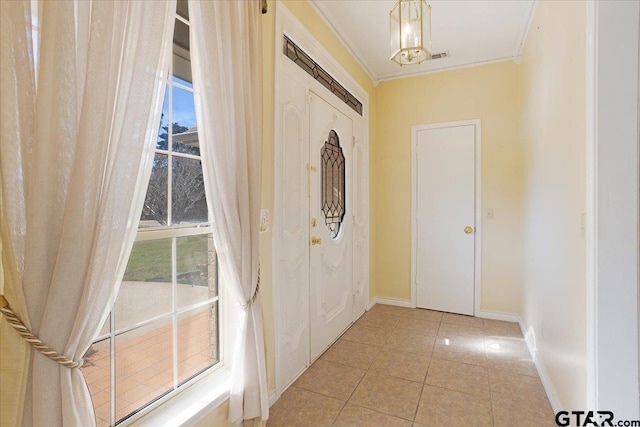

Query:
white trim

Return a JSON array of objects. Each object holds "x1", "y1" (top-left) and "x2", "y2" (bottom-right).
[
  {"x1": 307, "y1": 0, "x2": 378, "y2": 86},
  {"x1": 271, "y1": 363, "x2": 311, "y2": 407},
  {"x1": 515, "y1": 0, "x2": 538, "y2": 61},
  {"x1": 477, "y1": 310, "x2": 520, "y2": 323},
  {"x1": 410, "y1": 120, "x2": 482, "y2": 316},
  {"x1": 585, "y1": 0, "x2": 598, "y2": 411},
  {"x1": 273, "y1": 0, "x2": 370, "y2": 400},
  {"x1": 277, "y1": 3, "x2": 370, "y2": 109},
  {"x1": 518, "y1": 320, "x2": 561, "y2": 414},
  {"x1": 130, "y1": 368, "x2": 231, "y2": 427},
  {"x1": 377, "y1": 56, "x2": 516, "y2": 83},
  {"x1": 367, "y1": 302, "x2": 520, "y2": 324},
  {"x1": 368, "y1": 297, "x2": 413, "y2": 309},
  {"x1": 134, "y1": 226, "x2": 213, "y2": 242},
  {"x1": 587, "y1": 0, "x2": 640, "y2": 418}
]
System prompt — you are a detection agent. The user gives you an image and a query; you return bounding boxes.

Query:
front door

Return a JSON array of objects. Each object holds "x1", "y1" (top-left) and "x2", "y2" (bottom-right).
[
  {"x1": 309, "y1": 92, "x2": 353, "y2": 359},
  {"x1": 415, "y1": 124, "x2": 476, "y2": 315}
]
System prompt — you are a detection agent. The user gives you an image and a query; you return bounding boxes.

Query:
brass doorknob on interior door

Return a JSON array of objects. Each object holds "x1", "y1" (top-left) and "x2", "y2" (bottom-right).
[
  {"x1": 311, "y1": 236, "x2": 322, "y2": 245},
  {"x1": 464, "y1": 226, "x2": 474, "y2": 234}
]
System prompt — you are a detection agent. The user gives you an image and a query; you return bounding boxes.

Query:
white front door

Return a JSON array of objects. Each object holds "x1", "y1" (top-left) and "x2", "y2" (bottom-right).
[
  {"x1": 415, "y1": 124, "x2": 476, "y2": 315},
  {"x1": 276, "y1": 76, "x2": 310, "y2": 389},
  {"x1": 309, "y1": 92, "x2": 353, "y2": 359}
]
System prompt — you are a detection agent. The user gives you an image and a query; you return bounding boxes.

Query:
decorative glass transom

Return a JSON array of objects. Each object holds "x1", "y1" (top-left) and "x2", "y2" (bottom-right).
[
  {"x1": 283, "y1": 35, "x2": 363, "y2": 116},
  {"x1": 321, "y1": 130, "x2": 346, "y2": 239}
]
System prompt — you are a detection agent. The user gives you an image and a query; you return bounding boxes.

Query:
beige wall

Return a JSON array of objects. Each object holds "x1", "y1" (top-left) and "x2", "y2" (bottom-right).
[
  {"x1": 373, "y1": 62, "x2": 523, "y2": 313},
  {"x1": 518, "y1": 0, "x2": 587, "y2": 409}
]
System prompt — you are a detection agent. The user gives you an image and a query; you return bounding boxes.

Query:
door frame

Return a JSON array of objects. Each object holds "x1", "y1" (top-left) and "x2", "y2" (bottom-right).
[
  {"x1": 585, "y1": 0, "x2": 640, "y2": 416},
  {"x1": 411, "y1": 120, "x2": 482, "y2": 314},
  {"x1": 273, "y1": 1, "x2": 370, "y2": 398}
]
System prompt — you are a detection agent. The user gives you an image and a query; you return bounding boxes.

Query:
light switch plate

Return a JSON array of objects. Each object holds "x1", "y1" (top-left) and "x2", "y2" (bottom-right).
[
  {"x1": 260, "y1": 209, "x2": 270, "y2": 233},
  {"x1": 485, "y1": 208, "x2": 494, "y2": 220}
]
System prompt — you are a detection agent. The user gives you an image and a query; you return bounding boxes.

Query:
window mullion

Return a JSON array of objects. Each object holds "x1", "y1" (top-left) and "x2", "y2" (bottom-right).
[
  {"x1": 134, "y1": 226, "x2": 213, "y2": 242},
  {"x1": 175, "y1": 13, "x2": 189, "y2": 27},
  {"x1": 170, "y1": 151, "x2": 201, "y2": 162},
  {"x1": 175, "y1": 296, "x2": 220, "y2": 315},
  {"x1": 167, "y1": 78, "x2": 173, "y2": 226},
  {"x1": 172, "y1": 80, "x2": 192, "y2": 93},
  {"x1": 171, "y1": 237, "x2": 179, "y2": 390}
]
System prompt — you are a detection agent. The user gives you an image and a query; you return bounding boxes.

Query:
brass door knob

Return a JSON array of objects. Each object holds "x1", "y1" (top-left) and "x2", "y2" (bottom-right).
[
  {"x1": 311, "y1": 236, "x2": 322, "y2": 245},
  {"x1": 464, "y1": 226, "x2": 474, "y2": 234}
]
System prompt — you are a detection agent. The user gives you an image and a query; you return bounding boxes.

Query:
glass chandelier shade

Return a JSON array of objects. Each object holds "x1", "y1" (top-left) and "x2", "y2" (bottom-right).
[{"x1": 390, "y1": 0, "x2": 432, "y2": 65}]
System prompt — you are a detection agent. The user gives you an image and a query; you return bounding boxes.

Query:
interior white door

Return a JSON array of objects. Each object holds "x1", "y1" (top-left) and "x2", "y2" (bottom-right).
[
  {"x1": 309, "y1": 92, "x2": 353, "y2": 360},
  {"x1": 415, "y1": 124, "x2": 476, "y2": 315}
]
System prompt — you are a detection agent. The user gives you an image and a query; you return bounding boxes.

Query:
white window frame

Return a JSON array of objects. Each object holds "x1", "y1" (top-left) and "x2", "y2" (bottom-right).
[{"x1": 86, "y1": 8, "x2": 238, "y2": 427}]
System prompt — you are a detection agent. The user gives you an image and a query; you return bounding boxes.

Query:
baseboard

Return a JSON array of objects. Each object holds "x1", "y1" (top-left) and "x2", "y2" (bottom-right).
[
  {"x1": 477, "y1": 310, "x2": 520, "y2": 323},
  {"x1": 369, "y1": 301, "x2": 521, "y2": 323},
  {"x1": 269, "y1": 391, "x2": 277, "y2": 407},
  {"x1": 367, "y1": 296, "x2": 414, "y2": 310},
  {"x1": 518, "y1": 319, "x2": 562, "y2": 414}
]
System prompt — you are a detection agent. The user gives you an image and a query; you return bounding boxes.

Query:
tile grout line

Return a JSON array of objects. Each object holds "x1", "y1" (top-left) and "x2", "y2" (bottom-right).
[
  {"x1": 352, "y1": 309, "x2": 435, "y2": 424},
  {"x1": 328, "y1": 399, "x2": 348, "y2": 426},
  {"x1": 412, "y1": 381, "x2": 427, "y2": 424},
  {"x1": 275, "y1": 307, "x2": 543, "y2": 426},
  {"x1": 339, "y1": 401, "x2": 415, "y2": 425},
  {"x1": 489, "y1": 385, "x2": 497, "y2": 427},
  {"x1": 411, "y1": 312, "x2": 443, "y2": 424}
]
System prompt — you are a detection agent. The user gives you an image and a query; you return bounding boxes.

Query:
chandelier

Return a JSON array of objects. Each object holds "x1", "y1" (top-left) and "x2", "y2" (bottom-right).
[{"x1": 390, "y1": 0, "x2": 432, "y2": 65}]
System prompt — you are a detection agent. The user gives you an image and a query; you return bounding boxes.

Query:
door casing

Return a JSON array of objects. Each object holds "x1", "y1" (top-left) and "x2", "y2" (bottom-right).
[
  {"x1": 411, "y1": 120, "x2": 482, "y2": 314},
  {"x1": 273, "y1": 2, "x2": 370, "y2": 399}
]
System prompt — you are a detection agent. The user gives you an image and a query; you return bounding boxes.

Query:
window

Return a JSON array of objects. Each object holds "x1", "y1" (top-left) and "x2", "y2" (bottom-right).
[
  {"x1": 283, "y1": 35, "x2": 363, "y2": 116},
  {"x1": 321, "y1": 130, "x2": 346, "y2": 239},
  {"x1": 80, "y1": 3, "x2": 220, "y2": 425}
]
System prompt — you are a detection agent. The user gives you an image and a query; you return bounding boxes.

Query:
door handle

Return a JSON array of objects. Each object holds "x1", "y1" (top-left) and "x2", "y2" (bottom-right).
[
  {"x1": 311, "y1": 236, "x2": 322, "y2": 245},
  {"x1": 464, "y1": 226, "x2": 474, "y2": 234}
]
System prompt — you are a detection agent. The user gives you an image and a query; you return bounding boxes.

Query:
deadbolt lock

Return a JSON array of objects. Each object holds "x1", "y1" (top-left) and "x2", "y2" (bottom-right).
[
  {"x1": 311, "y1": 236, "x2": 322, "y2": 245},
  {"x1": 464, "y1": 226, "x2": 474, "y2": 234},
  {"x1": 311, "y1": 218, "x2": 317, "y2": 227}
]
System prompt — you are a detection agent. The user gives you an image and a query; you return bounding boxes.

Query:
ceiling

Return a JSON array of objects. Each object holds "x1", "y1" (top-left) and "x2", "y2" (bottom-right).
[{"x1": 309, "y1": 0, "x2": 536, "y2": 84}]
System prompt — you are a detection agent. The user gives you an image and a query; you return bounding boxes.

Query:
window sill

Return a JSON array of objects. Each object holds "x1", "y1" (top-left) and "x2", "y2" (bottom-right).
[{"x1": 127, "y1": 367, "x2": 230, "y2": 427}]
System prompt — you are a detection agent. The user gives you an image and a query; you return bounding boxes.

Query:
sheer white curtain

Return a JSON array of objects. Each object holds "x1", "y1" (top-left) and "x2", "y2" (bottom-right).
[
  {"x1": 0, "y1": 1, "x2": 175, "y2": 425},
  {"x1": 188, "y1": 0, "x2": 269, "y2": 424}
]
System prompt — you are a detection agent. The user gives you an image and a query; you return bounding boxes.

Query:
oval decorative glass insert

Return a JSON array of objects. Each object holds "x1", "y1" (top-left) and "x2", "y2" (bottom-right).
[{"x1": 321, "y1": 130, "x2": 346, "y2": 238}]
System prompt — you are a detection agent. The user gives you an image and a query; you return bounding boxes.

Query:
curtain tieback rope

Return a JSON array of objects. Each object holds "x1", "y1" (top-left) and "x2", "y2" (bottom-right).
[
  {"x1": 0, "y1": 295, "x2": 83, "y2": 368},
  {"x1": 240, "y1": 266, "x2": 261, "y2": 310}
]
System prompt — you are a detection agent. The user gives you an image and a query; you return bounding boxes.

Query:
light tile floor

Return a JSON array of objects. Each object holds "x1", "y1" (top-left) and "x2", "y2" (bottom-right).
[{"x1": 268, "y1": 304, "x2": 556, "y2": 427}]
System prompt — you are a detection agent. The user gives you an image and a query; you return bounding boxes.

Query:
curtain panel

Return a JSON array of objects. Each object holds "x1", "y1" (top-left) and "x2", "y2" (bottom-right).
[
  {"x1": 188, "y1": 0, "x2": 269, "y2": 424},
  {"x1": 0, "y1": 1, "x2": 175, "y2": 425}
]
